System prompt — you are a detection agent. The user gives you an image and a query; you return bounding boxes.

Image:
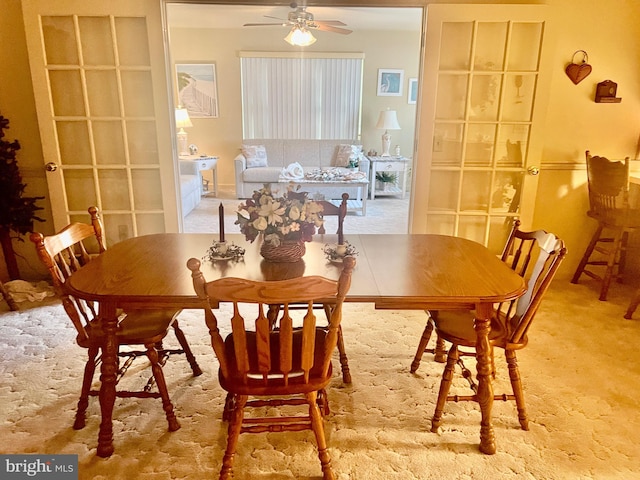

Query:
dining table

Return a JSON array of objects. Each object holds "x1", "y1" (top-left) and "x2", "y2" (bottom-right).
[{"x1": 65, "y1": 232, "x2": 526, "y2": 458}]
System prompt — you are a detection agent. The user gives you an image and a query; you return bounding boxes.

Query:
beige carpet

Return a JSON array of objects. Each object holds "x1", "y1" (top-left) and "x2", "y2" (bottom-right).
[{"x1": 2, "y1": 277, "x2": 640, "y2": 479}]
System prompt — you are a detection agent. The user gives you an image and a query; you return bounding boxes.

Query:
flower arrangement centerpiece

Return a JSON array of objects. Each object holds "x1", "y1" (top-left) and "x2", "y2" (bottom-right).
[{"x1": 235, "y1": 185, "x2": 324, "y2": 262}]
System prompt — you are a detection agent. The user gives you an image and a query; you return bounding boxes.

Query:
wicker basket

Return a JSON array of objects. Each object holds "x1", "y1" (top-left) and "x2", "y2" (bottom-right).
[{"x1": 260, "y1": 240, "x2": 306, "y2": 263}]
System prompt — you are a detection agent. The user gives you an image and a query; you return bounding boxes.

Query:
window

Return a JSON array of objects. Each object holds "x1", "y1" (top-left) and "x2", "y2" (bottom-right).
[{"x1": 240, "y1": 52, "x2": 364, "y2": 140}]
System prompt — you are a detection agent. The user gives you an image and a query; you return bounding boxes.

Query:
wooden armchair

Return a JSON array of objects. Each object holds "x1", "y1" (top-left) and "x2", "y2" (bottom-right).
[
  {"x1": 30, "y1": 206, "x2": 201, "y2": 433},
  {"x1": 572, "y1": 151, "x2": 640, "y2": 300},
  {"x1": 187, "y1": 256, "x2": 356, "y2": 480},
  {"x1": 429, "y1": 227, "x2": 566, "y2": 434}
]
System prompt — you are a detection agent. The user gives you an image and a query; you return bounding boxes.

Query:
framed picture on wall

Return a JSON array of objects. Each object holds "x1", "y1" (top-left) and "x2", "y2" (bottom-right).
[
  {"x1": 408, "y1": 78, "x2": 418, "y2": 104},
  {"x1": 175, "y1": 63, "x2": 219, "y2": 118},
  {"x1": 377, "y1": 69, "x2": 404, "y2": 96}
]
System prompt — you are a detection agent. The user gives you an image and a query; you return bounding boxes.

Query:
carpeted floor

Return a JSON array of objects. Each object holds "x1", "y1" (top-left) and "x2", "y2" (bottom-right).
[{"x1": 2, "y1": 279, "x2": 640, "y2": 479}]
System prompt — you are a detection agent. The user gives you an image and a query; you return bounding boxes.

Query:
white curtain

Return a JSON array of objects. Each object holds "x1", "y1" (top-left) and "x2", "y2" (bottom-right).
[{"x1": 240, "y1": 53, "x2": 363, "y2": 140}]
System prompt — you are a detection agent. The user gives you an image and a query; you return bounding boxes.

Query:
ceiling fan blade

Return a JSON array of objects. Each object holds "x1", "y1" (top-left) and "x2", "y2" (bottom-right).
[
  {"x1": 243, "y1": 23, "x2": 287, "y2": 27},
  {"x1": 312, "y1": 23, "x2": 352, "y2": 35},
  {"x1": 314, "y1": 20, "x2": 347, "y2": 26},
  {"x1": 264, "y1": 15, "x2": 288, "y2": 22}
]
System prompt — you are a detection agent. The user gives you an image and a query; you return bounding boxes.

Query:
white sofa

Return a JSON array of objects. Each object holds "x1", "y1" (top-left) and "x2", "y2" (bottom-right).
[
  {"x1": 234, "y1": 139, "x2": 370, "y2": 199},
  {"x1": 179, "y1": 161, "x2": 201, "y2": 217}
]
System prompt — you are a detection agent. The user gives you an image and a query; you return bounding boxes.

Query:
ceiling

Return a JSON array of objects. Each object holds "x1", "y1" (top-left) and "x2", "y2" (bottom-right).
[{"x1": 166, "y1": 3, "x2": 423, "y2": 31}]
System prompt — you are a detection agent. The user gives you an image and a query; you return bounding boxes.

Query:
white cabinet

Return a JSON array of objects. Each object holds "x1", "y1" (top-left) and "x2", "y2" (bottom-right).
[{"x1": 368, "y1": 156, "x2": 409, "y2": 200}]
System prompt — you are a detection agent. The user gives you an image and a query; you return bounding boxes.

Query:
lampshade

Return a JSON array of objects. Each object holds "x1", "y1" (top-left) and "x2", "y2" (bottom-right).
[
  {"x1": 175, "y1": 107, "x2": 193, "y2": 129},
  {"x1": 284, "y1": 27, "x2": 316, "y2": 47},
  {"x1": 375, "y1": 110, "x2": 401, "y2": 131}
]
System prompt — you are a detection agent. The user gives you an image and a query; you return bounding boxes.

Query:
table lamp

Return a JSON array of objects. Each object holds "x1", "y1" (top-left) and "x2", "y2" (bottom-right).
[
  {"x1": 375, "y1": 109, "x2": 401, "y2": 157},
  {"x1": 175, "y1": 107, "x2": 192, "y2": 156}
]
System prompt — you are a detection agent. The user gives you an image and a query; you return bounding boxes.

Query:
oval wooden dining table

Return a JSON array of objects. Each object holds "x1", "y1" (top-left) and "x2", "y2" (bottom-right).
[{"x1": 65, "y1": 232, "x2": 525, "y2": 458}]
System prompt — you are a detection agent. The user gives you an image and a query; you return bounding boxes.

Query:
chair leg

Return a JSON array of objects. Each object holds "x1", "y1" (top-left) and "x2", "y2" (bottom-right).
[
  {"x1": 571, "y1": 224, "x2": 602, "y2": 284},
  {"x1": 324, "y1": 304, "x2": 351, "y2": 383},
  {"x1": 411, "y1": 311, "x2": 447, "y2": 373},
  {"x1": 431, "y1": 344, "x2": 459, "y2": 433},
  {"x1": 624, "y1": 286, "x2": 640, "y2": 319},
  {"x1": 410, "y1": 316, "x2": 434, "y2": 373},
  {"x1": 618, "y1": 230, "x2": 630, "y2": 282},
  {"x1": 74, "y1": 345, "x2": 99, "y2": 430},
  {"x1": 306, "y1": 391, "x2": 335, "y2": 480},
  {"x1": 171, "y1": 320, "x2": 203, "y2": 376},
  {"x1": 145, "y1": 342, "x2": 181, "y2": 432},
  {"x1": 222, "y1": 392, "x2": 235, "y2": 422},
  {"x1": 433, "y1": 335, "x2": 447, "y2": 363},
  {"x1": 600, "y1": 227, "x2": 625, "y2": 301},
  {"x1": 505, "y1": 350, "x2": 529, "y2": 430},
  {"x1": 220, "y1": 394, "x2": 247, "y2": 480}
]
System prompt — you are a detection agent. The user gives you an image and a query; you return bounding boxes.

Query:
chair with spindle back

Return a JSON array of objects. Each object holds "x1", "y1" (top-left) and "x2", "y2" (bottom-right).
[
  {"x1": 572, "y1": 150, "x2": 640, "y2": 300},
  {"x1": 187, "y1": 256, "x2": 355, "y2": 480},
  {"x1": 30, "y1": 206, "x2": 201, "y2": 433},
  {"x1": 429, "y1": 227, "x2": 566, "y2": 434}
]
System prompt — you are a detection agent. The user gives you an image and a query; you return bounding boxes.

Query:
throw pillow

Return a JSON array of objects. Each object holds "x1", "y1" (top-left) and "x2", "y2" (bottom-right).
[
  {"x1": 335, "y1": 144, "x2": 357, "y2": 167},
  {"x1": 242, "y1": 144, "x2": 268, "y2": 168}
]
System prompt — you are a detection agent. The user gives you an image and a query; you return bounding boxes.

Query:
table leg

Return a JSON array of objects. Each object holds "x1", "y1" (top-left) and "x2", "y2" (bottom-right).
[
  {"x1": 474, "y1": 302, "x2": 496, "y2": 455},
  {"x1": 97, "y1": 302, "x2": 118, "y2": 457}
]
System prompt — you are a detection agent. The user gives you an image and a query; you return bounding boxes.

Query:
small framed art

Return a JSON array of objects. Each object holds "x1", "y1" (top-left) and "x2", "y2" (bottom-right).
[
  {"x1": 175, "y1": 63, "x2": 219, "y2": 118},
  {"x1": 408, "y1": 78, "x2": 418, "y2": 104},
  {"x1": 377, "y1": 69, "x2": 404, "y2": 96}
]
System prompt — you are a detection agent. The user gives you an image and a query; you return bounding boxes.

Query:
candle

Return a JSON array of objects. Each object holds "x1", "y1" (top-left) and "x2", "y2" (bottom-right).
[{"x1": 218, "y1": 202, "x2": 225, "y2": 242}]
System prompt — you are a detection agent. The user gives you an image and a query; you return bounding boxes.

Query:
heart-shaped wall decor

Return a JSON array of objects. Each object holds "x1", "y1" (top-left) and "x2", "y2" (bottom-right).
[{"x1": 565, "y1": 63, "x2": 592, "y2": 85}]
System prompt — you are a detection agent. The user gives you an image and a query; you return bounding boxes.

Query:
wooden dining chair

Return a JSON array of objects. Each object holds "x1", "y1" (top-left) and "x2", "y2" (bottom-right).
[
  {"x1": 30, "y1": 206, "x2": 201, "y2": 432},
  {"x1": 429, "y1": 227, "x2": 566, "y2": 434},
  {"x1": 571, "y1": 151, "x2": 640, "y2": 300},
  {"x1": 187, "y1": 256, "x2": 355, "y2": 480},
  {"x1": 317, "y1": 192, "x2": 349, "y2": 236},
  {"x1": 316, "y1": 193, "x2": 352, "y2": 382},
  {"x1": 411, "y1": 220, "x2": 526, "y2": 373}
]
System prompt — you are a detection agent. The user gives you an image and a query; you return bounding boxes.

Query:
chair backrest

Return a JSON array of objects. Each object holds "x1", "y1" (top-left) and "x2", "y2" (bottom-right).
[
  {"x1": 317, "y1": 193, "x2": 349, "y2": 235},
  {"x1": 30, "y1": 206, "x2": 106, "y2": 345},
  {"x1": 586, "y1": 150, "x2": 631, "y2": 216},
  {"x1": 499, "y1": 220, "x2": 567, "y2": 345},
  {"x1": 187, "y1": 256, "x2": 355, "y2": 386}
]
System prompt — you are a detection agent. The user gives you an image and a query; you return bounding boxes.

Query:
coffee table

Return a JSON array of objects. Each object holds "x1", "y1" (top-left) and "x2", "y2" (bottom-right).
[{"x1": 275, "y1": 173, "x2": 369, "y2": 215}]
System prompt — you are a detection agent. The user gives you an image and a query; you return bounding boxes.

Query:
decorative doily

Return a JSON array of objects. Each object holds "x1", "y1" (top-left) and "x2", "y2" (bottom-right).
[
  {"x1": 204, "y1": 241, "x2": 245, "y2": 262},
  {"x1": 323, "y1": 241, "x2": 358, "y2": 263}
]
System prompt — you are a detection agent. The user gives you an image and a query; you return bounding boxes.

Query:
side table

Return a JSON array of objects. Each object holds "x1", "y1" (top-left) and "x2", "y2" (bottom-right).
[
  {"x1": 179, "y1": 155, "x2": 218, "y2": 196},
  {"x1": 368, "y1": 156, "x2": 409, "y2": 200}
]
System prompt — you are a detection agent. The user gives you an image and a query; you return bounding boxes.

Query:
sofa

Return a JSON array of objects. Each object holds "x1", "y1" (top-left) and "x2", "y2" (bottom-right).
[
  {"x1": 179, "y1": 161, "x2": 201, "y2": 217},
  {"x1": 234, "y1": 139, "x2": 370, "y2": 200}
]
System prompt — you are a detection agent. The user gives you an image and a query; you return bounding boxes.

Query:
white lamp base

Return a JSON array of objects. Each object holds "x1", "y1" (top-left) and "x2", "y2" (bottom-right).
[
  {"x1": 381, "y1": 130, "x2": 391, "y2": 157},
  {"x1": 177, "y1": 129, "x2": 189, "y2": 156}
]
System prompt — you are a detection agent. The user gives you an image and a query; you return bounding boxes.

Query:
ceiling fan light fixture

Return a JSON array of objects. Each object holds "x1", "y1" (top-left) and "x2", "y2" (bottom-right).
[{"x1": 284, "y1": 26, "x2": 316, "y2": 46}]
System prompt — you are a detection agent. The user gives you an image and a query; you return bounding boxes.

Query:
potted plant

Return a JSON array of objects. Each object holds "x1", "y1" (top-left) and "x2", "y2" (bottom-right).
[
  {"x1": 375, "y1": 171, "x2": 398, "y2": 192},
  {"x1": 0, "y1": 114, "x2": 45, "y2": 280}
]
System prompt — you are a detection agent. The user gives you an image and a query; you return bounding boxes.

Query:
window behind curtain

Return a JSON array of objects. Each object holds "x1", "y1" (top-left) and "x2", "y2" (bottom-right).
[{"x1": 240, "y1": 52, "x2": 364, "y2": 140}]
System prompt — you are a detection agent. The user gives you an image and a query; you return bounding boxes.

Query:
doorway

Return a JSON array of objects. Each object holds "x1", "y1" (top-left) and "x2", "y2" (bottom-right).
[{"x1": 164, "y1": 3, "x2": 423, "y2": 234}]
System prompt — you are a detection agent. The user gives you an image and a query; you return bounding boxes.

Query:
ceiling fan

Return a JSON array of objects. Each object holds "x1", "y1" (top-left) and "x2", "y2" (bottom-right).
[{"x1": 243, "y1": 3, "x2": 353, "y2": 37}]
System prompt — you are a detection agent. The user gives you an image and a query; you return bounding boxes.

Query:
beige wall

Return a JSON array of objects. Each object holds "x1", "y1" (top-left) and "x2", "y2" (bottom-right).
[
  {"x1": 1, "y1": 0, "x2": 640, "y2": 281},
  {"x1": 168, "y1": 26, "x2": 422, "y2": 190},
  {"x1": 534, "y1": 0, "x2": 640, "y2": 278}
]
